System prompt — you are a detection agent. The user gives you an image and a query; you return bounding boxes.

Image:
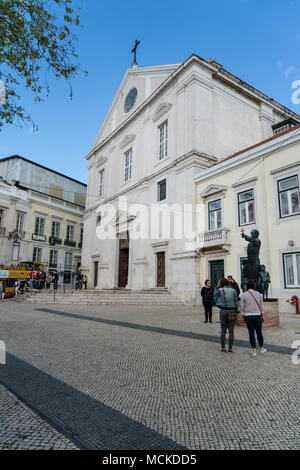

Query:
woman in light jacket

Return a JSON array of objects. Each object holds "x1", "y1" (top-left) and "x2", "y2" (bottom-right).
[{"x1": 240, "y1": 279, "x2": 267, "y2": 357}]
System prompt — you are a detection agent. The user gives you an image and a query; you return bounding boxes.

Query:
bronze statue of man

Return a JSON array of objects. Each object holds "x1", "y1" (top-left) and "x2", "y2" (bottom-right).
[{"x1": 241, "y1": 228, "x2": 261, "y2": 285}]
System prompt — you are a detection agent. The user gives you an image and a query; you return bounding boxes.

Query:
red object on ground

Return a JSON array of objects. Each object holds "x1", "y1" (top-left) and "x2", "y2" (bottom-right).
[{"x1": 286, "y1": 296, "x2": 299, "y2": 314}]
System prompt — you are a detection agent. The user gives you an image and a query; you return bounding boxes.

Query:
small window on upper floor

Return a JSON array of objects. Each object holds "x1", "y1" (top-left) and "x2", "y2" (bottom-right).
[
  {"x1": 159, "y1": 121, "x2": 168, "y2": 160},
  {"x1": 208, "y1": 199, "x2": 222, "y2": 230},
  {"x1": 278, "y1": 175, "x2": 300, "y2": 218}
]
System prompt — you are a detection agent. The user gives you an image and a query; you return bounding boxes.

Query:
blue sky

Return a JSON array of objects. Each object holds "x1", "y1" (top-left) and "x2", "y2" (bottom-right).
[{"x1": 1, "y1": 0, "x2": 300, "y2": 184}]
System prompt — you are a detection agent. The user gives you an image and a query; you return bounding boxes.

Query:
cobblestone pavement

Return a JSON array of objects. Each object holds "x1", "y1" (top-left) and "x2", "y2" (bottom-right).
[
  {"x1": 0, "y1": 302, "x2": 299, "y2": 450},
  {"x1": 0, "y1": 384, "x2": 78, "y2": 450}
]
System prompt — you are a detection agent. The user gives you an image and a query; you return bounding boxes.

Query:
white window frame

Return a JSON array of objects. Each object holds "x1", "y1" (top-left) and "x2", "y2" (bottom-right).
[
  {"x1": 32, "y1": 247, "x2": 42, "y2": 262},
  {"x1": 124, "y1": 148, "x2": 132, "y2": 182},
  {"x1": 238, "y1": 189, "x2": 256, "y2": 226},
  {"x1": 65, "y1": 252, "x2": 73, "y2": 270},
  {"x1": 99, "y1": 168, "x2": 105, "y2": 196},
  {"x1": 158, "y1": 121, "x2": 168, "y2": 161},
  {"x1": 16, "y1": 212, "x2": 25, "y2": 233},
  {"x1": 51, "y1": 220, "x2": 60, "y2": 239},
  {"x1": 49, "y1": 249, "x2": 58, "y2": 266},
  {"x1": 208, "y1": 199, "x2": 222, "y2": 231},
  {"x1": 66, "y1": 224, "x2": 75, "y2": 242},
  {"x1": 283, "y1": 252, "x2": 300, "y2": 288},
  {"x1": 35, "y1": 217, "x2": 45, "y2": 236},
  {"x1": 278, "y1": 175, "x2": 300, "y2": 218}
]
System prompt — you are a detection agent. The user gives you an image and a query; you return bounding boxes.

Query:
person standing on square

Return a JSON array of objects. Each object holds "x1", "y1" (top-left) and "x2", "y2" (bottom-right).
[{"x1": 201, "y1": 280, "x2": 215, "y2": 323}]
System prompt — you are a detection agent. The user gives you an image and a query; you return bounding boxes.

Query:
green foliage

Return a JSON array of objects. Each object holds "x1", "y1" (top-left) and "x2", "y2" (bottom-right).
[{"x1": 0, "y1": 0, "x2": 84, "y2": 130}]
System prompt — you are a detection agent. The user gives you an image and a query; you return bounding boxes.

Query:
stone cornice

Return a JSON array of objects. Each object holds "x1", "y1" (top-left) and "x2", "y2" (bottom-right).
[
  {"x1": 28, "y1": 197, "x2": 84, "y2": 218},
  {"x1": 86, "y1": 150, "x2": 217, "y2": 213}
]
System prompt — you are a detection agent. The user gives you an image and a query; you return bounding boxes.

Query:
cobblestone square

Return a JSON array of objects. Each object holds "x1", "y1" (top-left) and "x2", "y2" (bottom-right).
[{"x1": 0, "y1": 301, "x2": 299, "y2": 450}]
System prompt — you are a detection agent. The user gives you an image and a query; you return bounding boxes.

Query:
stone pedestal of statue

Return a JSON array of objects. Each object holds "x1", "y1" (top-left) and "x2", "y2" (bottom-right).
[{"x1": 236, "y1": 299, "x2": 280, "y2": 327}]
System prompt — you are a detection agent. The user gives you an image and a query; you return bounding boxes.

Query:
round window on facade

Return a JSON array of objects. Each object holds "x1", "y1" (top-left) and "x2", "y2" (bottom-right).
[{"x1": 124, "y1": 88, "x2": 137, "y2": 113}]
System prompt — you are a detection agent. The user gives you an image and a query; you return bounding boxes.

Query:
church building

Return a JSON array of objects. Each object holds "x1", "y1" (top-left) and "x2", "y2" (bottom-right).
[{"x1": 81, "y1": 53, "x2": 299, "y2": 304}]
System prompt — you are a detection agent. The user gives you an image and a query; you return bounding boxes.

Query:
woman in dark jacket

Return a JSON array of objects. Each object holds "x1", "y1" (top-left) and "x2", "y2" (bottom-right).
[{"x1": 201, "y1": 280, "x2": 215, "y2": 323}]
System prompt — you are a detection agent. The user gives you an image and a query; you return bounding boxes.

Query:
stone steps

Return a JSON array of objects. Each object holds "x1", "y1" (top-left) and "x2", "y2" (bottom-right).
[{"x1": 15, "y1": 290, "x2": 183, "y2": 305}]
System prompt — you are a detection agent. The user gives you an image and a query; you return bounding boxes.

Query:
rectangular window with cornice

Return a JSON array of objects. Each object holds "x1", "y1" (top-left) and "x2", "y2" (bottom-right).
[{"x1": 159, "y1": 121, "x2": 168, "y2": 160}]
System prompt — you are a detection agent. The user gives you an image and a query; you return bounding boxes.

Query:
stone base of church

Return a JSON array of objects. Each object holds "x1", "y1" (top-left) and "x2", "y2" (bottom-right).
[{"x1": 236, "y1": 300, "x2": 280, "y2": 328}]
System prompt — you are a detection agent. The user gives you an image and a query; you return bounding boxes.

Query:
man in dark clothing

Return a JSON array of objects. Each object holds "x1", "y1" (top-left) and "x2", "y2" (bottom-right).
[
  {"x1": 53, "y1": 271, "x2": 59, "y2": 290},
  {"x1": 228, "y1": 275, "x2": 240, "y2": 298},
  {"x1": 201, "y1": 280, "x2": 215, "y2": 323}
]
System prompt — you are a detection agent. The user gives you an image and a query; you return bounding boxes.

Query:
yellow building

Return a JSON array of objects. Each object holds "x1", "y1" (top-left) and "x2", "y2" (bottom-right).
[{"x1": 195, "y1": 123, "x2": 300, "y2": 313}]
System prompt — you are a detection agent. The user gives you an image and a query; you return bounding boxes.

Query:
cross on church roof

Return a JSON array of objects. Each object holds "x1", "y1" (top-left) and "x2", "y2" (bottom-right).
[{"x1": 131, "y1": 39, "x2": 140, "y2": 67}]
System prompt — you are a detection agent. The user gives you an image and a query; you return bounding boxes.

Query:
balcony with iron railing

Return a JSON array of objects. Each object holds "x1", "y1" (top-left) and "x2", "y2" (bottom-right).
[
  {"x1": 196, "y1": 228, "x2": 231, "y2": 252},
  {"x1": 64, "y1": 239, "x2": 76, "y2": 248},
  {"x1": 49, "y1": 236, "x2": 62, "y2": 245}
]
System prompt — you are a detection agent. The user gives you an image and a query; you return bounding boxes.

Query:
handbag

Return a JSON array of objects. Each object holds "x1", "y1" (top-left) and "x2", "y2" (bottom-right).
[
  {"x1": 248, "y1": 290, "x2": 264, "y2": 323},
  {"x1": 220, "y1": 288, "x2": 237, "y2": 321}
]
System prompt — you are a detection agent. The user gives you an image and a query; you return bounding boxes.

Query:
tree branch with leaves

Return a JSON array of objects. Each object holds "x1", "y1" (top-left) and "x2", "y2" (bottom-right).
[{"x1": 0, "y1": 0, "x2": 85, "y2": 130}]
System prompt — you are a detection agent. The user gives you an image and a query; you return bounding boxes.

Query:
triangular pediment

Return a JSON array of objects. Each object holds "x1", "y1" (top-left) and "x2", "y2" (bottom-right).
[
  {"x1": 91, "y1": 63, "x2": 180, "y2": 152},
  {"x1": 199, "y1": 184, "x2": 227, "y2": 198}
]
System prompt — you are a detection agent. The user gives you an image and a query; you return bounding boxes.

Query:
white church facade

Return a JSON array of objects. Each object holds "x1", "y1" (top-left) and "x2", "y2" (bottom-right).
[{"x1": 81, "y1": 54, "x2": 299, "y2": 304}]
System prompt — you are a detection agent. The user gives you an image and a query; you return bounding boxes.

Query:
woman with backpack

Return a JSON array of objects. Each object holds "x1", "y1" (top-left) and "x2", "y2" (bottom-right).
[
  {"x1": 214, "y1": 278, "x2": 239, "y2": 353},
  {"x1": 240, "y1": 279, "x2": 267, "y2": 357}
]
